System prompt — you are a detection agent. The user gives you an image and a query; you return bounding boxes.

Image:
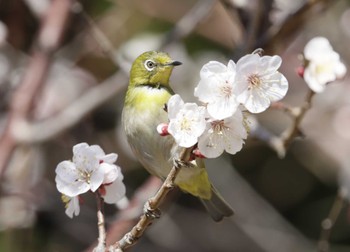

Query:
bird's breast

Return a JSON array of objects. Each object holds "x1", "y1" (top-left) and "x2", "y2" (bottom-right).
[{"x1": 122, "y1": 86, "x2": 174, "y2": 178}]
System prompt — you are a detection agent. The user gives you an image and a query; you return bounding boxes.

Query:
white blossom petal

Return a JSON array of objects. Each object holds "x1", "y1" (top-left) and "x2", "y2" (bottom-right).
[
  {"x1": 260, "y1": 55, "x2": 282, "y2": 74},
  {"x1": 167, "y1": 94, "x2": 184, "y2": 119},
  {"x1": 72, "y1": 144, "x2": 99, "y2": 173},
  {"x1": 103, "y1": 180, "x2": 126, "y2": 204},
  {"x1": 198, "y1": 109, "x2": 247, "y2": 158},
  {"x1": 89, "y1": 145, "x2": 106, "y2": 158},
  {"x1": 55, "y1": 161, "x2": 79, "y2": 183},
  {"x1": 167, "y1": 97, "x2": 206, "y2": 147},
  {"x1": 65, "y1": 196, "x2": 80, "y2": 218},
  {"x1": 235, "y1": 53, "x2": 288, "y2": 113},
  {"x1": 206, "y1": 94, "x2": 239, "y2": 120},
  {"x1": 261, "y1": 72, "x2": 289, "y2": 102},
  {"x1": 304, "y1": 37, "x2": 333, "y2": 60},
  {"x1": 198, "y1": 128, "x2": 225, "y2": 158},
  {"x1": 72, "y1": 142, "x2": 89, "y2": 156},
  {"x1": 304, "y1": 68, "x2": 326, "y2": 93},
  {"x1": 100, "y1": 163, "x2": 120, "y2": 184},
  {"x1": 303, "y1": 37, "x2": 347, "y2": 92},
  {"x1": 101, "y1": 153, "x2": 118, "y2": 164},
  {"x1": 199, "y1": 61, "x2": 228, "y2": 79},
  {"x1": 195, "y1": 60, "x2": 238, "y2": 119},
  {"x1": 55, "y1": 143, "x2": 124, "y2": 198},
  {"x1": 89, "y1": 168, "x2": 105, "y2": 192},
  {"x1": 56, "y1": 175, "x2": 90, "y2": 197}
]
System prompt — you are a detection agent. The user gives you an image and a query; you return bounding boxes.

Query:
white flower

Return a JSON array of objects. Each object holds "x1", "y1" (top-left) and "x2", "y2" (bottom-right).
[
  {"x1": 194, "y1": 60, "x2": 239, "y2": 120},
  {"x1": 101, "y1": 166, "x2": 126, "y2": 204},
  {"x1": 303, "y1": 37, "x2": 347, "y2": 93},
  {"x1": 198, "y1": 108, "x2": 248, "y2": 158},
  {"x1": 167, "y1": 94, "x2": 206, "y2": 148},
  {"x1": 55, "y1": 143, "x2": 119, "y2": 197},
  {"x1": 61, "y1": 195, "x2": 80, "y2": 219},
  {"x1": 235, "y1": 54, "x2": 288, "y2": 113}
]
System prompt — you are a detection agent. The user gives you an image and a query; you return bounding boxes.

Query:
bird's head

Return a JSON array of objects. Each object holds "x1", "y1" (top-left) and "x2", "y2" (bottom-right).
[{"x1": 129, "y1": 51, "x2": 182, "y2": 87}]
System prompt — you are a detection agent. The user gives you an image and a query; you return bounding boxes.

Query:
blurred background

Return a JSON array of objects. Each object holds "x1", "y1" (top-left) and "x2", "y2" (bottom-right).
[{"x1": 0, "y1": 0, "x2": 350, "y2": 251}]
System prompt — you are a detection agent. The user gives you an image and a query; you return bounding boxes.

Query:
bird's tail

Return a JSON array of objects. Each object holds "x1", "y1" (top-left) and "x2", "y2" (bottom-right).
[{"x1": 200, "y1": 186, "x2": 234, "y2": 222}]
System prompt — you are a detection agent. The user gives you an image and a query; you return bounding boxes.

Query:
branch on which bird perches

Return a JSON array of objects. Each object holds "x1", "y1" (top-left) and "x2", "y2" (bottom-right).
[{"x1": 109, "y1": 147, "x2": 192, "y2": 251}]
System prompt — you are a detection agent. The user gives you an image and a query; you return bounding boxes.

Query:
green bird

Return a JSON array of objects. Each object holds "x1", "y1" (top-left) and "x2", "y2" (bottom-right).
[{"x1": 122, "y1": 51, "x2": 233, "y2": 221}]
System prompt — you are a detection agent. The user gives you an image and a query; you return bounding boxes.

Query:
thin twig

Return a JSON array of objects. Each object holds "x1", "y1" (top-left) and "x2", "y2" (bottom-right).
[
  {"x1": 258, "y1": 0, "x2": 334, "y2": 54},
  {"x1": 81, "y1": 11, "x2": 120, "y2": 66},
  {"x1": 109, "y1": 148, "x2": 191, "y2": 251},
  {"x1": 318, "y1": 188, "x2": 347, "y2": 252},
  {"x1": 94, "y1": 193, "x2": 107, "y2": 252},
  {"x1": 160, "y1": 0, "x2": 216, "y2": 47},
  {"x1": 0, "y1": 0, "x2": 73, "y2": 178},
  {"x1": 252, "y1": 89, "x2": 314, "y2": 158},
  {"x1": 279, "y1": 89, "x2": 315, "y2": 153}
]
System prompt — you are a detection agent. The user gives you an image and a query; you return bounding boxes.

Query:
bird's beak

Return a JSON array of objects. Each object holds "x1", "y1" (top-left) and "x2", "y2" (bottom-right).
[{"x1": 167, "y1": 61, "x2": 182, "y2": 66}]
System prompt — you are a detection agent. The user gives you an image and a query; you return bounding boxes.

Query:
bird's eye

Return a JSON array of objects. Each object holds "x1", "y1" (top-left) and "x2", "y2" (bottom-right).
[{"x1": 144, "y1": 60, "x2": 156, "y2": 71}]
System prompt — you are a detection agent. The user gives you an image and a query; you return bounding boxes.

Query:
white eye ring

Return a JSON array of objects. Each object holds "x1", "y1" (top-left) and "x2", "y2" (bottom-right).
[{"x1": 144, "y1": 60, "x2": 156, "y2": 71}]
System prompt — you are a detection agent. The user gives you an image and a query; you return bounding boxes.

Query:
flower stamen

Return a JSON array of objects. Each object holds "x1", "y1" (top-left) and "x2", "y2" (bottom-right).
[{"x1": 247, "y1": 74, "x2": 262, "y2": 89}]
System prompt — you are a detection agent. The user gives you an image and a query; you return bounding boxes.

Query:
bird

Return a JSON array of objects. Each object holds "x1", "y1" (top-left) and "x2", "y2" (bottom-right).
[{"x1": 122, "y1": 51, "x2": 233, "y2": 221}]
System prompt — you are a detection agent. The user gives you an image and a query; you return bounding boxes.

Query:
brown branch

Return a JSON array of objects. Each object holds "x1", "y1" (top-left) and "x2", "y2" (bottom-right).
[
  {"x1": 258, "y1": 0, "x2": 334, "y2": 54},
  {"x1": 0, "y1": 0, "x2": 74, "y2": 178},
  {"x1": 160, "y1": 0, "x2": 216, "y2": 47},
  {"x1": 318, "y1": 188, "x2": 347, "y2": 252},
  {"x1": 12, "y1": 0, "x2": 215, "y2": 144},
  {"x1": 85, "y1": 177, "x2": 162, "y2": 252},
  {"x1": 13, "y1": 72, "x2": 128, "y2": 143},
  {"x1": 252, "y1": 89, "x2": 314, "y2": 158},
  {"x1": 279, "y1": 90, "x2": 315, "y2": 155},
  {"x1": 94, "y1": 193, "x2": 106, "y2": 252},
  {"x1": 109, "y1": 148, "x2": 191, "y2": 251}
]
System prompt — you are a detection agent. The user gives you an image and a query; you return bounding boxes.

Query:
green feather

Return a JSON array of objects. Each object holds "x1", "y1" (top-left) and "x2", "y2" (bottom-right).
[{"x1": 122, "y1": 51, "x2": 234, "y2": 221}]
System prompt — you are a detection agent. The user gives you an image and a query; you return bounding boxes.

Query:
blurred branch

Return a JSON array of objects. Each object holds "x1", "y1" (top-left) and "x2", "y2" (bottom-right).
[
  {"x1": 0, "y1": 0, "x2": 73, "y2": 178},
  {"x1": 82, "y1": 11, "x2": 119, "y2": 66},
  {"x1": 259, "y1": 0, "x2": 334, "y2": 54},
  {"x1": 110, "y1": 148, "x2": 191, "y2": 251},
  {"x1": 207, "y1": 158, "x2": 314, "y2": 251},
  {"x1": 13, "y1": 72, "x2": 128, "y2": 143},
  {"x1": 14, "y1": 0, "x2": 216, "y2": 144},
  {"x1": 161, "y1": 0, "x2": 216, "y2": 47},
  {"x1": 318, "y1": 188, "x2": 347, "y2": 252}
]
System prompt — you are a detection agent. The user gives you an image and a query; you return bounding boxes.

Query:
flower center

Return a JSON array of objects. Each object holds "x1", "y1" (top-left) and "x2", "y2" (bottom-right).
[
  {"x1": 220, "y1": 82, "x2": 233, "y2": 98},
  {"x1": 211, "y1": 120, "x2": 227, "y2": 135},
  {"x1": 316, "y1": 62, "x2": 331, "y2": 75},
  {"x1": 180, "y1": 117, "x2": 192, "y2": 131},
  {"x1": 247, "y1": 74, "x2": 262, "y2": 89},
  {"x1": 78, "y1": 169, "x2": 91, "y2": 183}
]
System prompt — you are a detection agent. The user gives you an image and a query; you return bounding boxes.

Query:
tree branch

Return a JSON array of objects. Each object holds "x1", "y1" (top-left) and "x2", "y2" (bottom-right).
[
  {"x1": 94, "y1": 193, "x2": 107, "y2": 252},
  {"x1": 0, "y1": 0, "x2": 74, "y2": 178},
  {"x1": 318, "y1": 188, "x2": 347, "y2": 252},
  {"x1": 109, "y1": 148, "x2": 191, "y2": 251}
]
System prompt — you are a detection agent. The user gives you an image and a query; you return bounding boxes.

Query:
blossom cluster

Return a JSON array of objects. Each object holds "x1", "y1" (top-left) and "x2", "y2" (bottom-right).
[
  {"x1": 162, "y1": 52, "x2": 289, "y2": 158},
  {"x1": 55, "y1": 143, "x2": 126, "y2": 218},
  {"x1": 302, "y1": 37, "x2": 347, "y2": 93}
]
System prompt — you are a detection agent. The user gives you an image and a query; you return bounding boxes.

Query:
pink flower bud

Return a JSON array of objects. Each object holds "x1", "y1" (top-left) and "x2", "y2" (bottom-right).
[
  {"x1": 296, "y1": 66, "x2": 305, "y2": 78},
  {"x1": 157, "y1": 123, "x2": 169, "y2": 136},
  {"x1": 192, "y1": 148, "x2": 206, "y2": 159}
]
